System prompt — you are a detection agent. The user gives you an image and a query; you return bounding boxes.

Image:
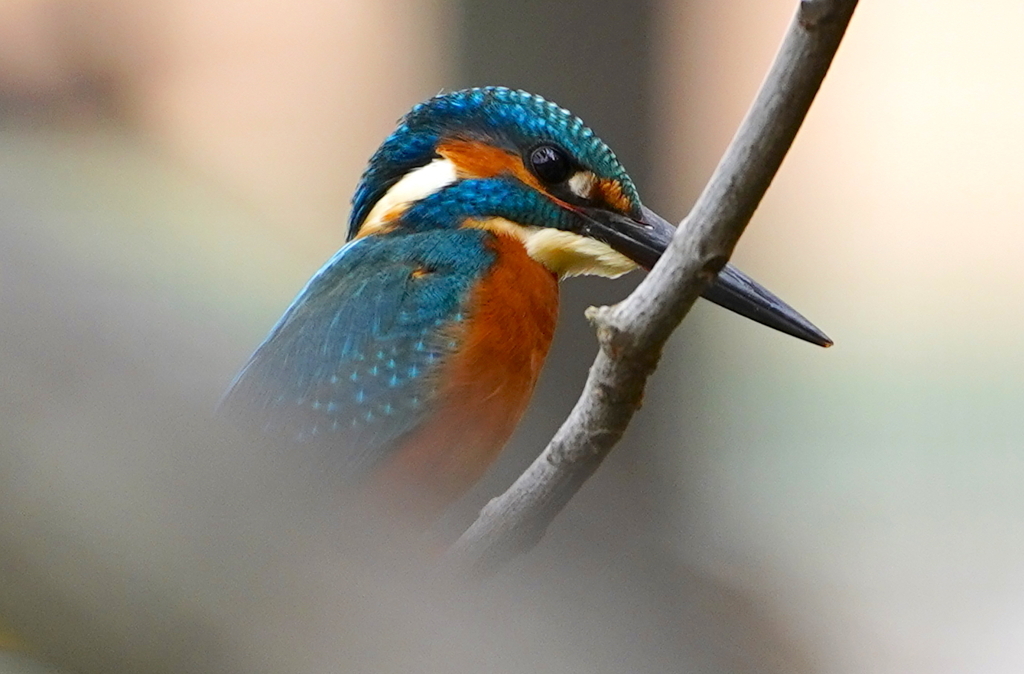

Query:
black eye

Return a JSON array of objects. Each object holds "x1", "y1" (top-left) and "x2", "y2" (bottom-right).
[{"x1": 528, "y1": 144, "x2": 572, "y2": 184}]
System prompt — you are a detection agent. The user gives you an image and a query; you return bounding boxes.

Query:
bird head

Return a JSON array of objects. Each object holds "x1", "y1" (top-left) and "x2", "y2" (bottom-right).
[
  {"x1": 347, "y1": 86, "x2": 668, "y2": 279},
  {"x1": 347, "y1": 87, "x2": 831, "y2": 345}
]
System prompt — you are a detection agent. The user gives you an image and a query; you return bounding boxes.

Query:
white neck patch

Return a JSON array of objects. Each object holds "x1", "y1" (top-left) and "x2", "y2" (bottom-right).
[{"x1": 358, "y1": 158, "x2": 458, "y2": 236}]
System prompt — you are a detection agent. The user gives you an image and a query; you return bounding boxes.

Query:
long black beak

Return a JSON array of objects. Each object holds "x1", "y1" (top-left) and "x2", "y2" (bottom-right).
[{"x1": 578, "y1": 205, "x2": 832, "y2": 347}]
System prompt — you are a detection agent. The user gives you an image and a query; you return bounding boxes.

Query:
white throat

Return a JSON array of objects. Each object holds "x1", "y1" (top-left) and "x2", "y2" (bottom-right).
[{"x1": 468, "y1": 218, "x2": 637, "y2": 279}]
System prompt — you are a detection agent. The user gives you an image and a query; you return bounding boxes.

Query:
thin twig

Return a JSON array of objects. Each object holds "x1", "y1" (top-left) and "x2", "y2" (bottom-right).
[{"x1": 446, "y1": 0, "x2": 859, "y2": 574}]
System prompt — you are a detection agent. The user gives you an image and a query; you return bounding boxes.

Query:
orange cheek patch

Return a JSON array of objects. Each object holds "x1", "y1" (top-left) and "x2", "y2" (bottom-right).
[
  {"x1": 437, "y1": 138, "x2": 583, "y2": 219},
  {"x1": 594, "y1": 178, "x2": 633, "y2": 213},
  {"x1": 437, "y1": 138, "x2": 545, "y2": 192}
]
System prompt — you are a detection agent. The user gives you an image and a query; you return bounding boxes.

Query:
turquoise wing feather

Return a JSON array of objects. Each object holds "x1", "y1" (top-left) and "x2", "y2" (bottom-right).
[{"x1": 221, "y1": 229, "x2": 495, "y2": 478}]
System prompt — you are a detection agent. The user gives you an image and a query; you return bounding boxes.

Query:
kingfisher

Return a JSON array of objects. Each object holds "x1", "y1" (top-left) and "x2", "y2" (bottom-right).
[{"x1": 222, "y1": 87, "x2": 830, "y2": 515}]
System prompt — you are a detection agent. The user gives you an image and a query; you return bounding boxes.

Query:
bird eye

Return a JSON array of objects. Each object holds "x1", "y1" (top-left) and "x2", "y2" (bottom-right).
[{"x1": 528, "y1": 144, "x2": 572, "y2": 184}]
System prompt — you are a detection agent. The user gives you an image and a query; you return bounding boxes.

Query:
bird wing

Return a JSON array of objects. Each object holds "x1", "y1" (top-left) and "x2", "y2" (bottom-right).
[{"x1": 221, "y1": 230, "x2": 495, "y2": 479}]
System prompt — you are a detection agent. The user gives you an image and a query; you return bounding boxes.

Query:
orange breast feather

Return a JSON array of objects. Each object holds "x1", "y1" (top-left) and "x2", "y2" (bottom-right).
[{"x1": 375, "y1": 233, "x2": 559, "y2": 514}]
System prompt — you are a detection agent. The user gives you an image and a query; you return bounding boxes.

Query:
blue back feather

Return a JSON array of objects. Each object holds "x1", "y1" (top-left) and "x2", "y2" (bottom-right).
[{"x1": 222, "y1": 229, "x2": 495, "y2": 479}]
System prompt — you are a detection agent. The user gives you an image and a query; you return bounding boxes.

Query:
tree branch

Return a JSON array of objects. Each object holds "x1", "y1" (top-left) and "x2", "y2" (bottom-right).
[{"x1": 446, "y1": 0, "x2": 858, "y2": 574}]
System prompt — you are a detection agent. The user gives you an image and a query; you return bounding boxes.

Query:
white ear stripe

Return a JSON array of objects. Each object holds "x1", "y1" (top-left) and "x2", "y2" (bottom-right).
[{"x1": 359, "y1": 159, "x2": 458, "y2": 235}]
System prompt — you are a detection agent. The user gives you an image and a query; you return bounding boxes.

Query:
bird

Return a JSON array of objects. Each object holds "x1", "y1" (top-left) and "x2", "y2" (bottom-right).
[{"x1": 221, "y1": 86, "x2": 830, "y2": 516}]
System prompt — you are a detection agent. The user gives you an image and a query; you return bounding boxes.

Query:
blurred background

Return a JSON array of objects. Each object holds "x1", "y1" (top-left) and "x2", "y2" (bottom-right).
[{"x1": 1, "y1": 0, "x2": 1023, "y2": 672}]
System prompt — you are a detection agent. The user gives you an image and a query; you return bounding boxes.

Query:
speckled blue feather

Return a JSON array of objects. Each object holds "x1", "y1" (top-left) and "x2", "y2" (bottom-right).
[
  {"x1": 348, "y1": 87, "x2": 639, "y2": 239},
  {"x1": 221, "y1": 229, "x2": 495, "y2": 478},
  {"x1": 400, "y1": 177, "x2": 572, "y2": 233}
]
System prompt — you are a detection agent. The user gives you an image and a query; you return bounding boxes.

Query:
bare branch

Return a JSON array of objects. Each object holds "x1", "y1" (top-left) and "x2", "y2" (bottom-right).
[{"x1": 447, "y1": 0, "x2": 859, "y2": 574}]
